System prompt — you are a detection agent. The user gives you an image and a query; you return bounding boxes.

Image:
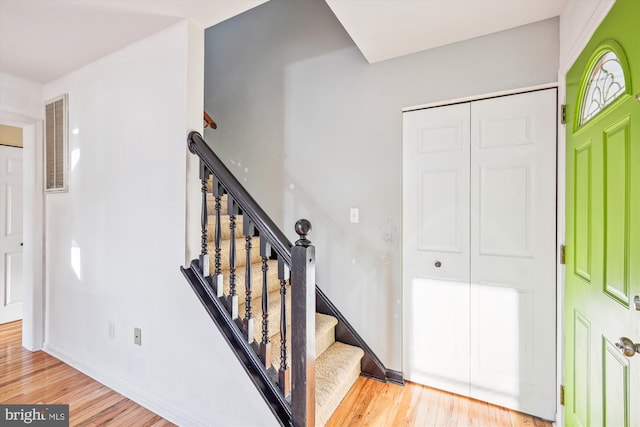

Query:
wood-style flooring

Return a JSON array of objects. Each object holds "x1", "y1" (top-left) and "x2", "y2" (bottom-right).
[
  {"x1": 2, "y1": 320, "x2": 553, "y2": 426},
  {"x1": 0, "y1": 320, "x2": 174, "y2": 426},
  {"x1": 327, "y1": 376, "x2": 554, "y2": 427}
]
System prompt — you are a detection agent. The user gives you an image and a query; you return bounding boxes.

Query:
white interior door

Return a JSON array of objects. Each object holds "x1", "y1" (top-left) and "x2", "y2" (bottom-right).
[
  {"x1": 403, "y1": 102, "x2": 471, "y2": 396},
  {"x1": 468, "y1": 90, "x2": 556, "y2": 418},
  {"x1": 403, "y1": 89, "x2": 557, "y2": 419},
  {"x1": 0, "y1": 145, "x2": 24, "y2": 324}
]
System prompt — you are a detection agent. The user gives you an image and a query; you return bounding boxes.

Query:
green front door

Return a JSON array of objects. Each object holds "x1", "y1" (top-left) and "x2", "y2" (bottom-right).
[{"x1": 565, "y1": 1, "x2": 640, "y2": 426}]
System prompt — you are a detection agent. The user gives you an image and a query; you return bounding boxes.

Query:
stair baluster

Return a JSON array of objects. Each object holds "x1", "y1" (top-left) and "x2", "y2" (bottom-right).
[
  {"x1": 212, "y1": 177, "x2": 224, "y2": 297},
  {"x1": 227, "y1": 197, "x2": 239, "y2": 319},
  {"x1": 243, "y1": 220, "x2": 255, "y2": 343},
  {"x1": 278, "y1": 258, "x2": 290, "y2": 396},
  {"x1": 199, "y1": 161, "x2": 210, "y2": 276},
  {"x1": 291, "y1": 220, "x2": 316, "y2": 427},
  {"x1": 260, "y1": 239, "x2": 272, "y2": 368}
]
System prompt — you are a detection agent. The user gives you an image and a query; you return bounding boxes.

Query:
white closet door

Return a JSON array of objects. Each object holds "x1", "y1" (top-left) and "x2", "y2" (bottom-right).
[
  {"x1": 0, "y1": 145, "x2": 23, "y2": 324},
  {"x1": 403, "y1": 103, "x2": 471, "y2": 396},
  {"x1": 403, "y1": 89, "x2": 557, "y2": 420},
  {"x1": 469, "y1": 89, "x2": 556, "y2": 419}
]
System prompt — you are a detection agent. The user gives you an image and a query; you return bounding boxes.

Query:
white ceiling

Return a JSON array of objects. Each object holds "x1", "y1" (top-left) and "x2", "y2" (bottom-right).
[
  {"x1": 0, "y1": 0, "x2": 565, "y2": 85},
  {"x1": 0, "y1": 0, "x2": 267, "y2": 84},
  {"x1": 326, "y1": 0, "x2": 566, "y2": 63}
]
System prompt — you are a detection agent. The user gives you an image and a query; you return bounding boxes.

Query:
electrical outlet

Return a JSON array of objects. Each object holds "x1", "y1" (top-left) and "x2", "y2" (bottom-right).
[
  {"x1": 350, "y1": 208, "x2": 359, "y2": 223},
  {"x1": 134, "y1": 327, "x2": 142, "y2": 346}
]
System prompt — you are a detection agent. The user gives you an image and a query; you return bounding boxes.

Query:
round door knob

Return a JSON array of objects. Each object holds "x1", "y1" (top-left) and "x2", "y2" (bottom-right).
[
  {"x1": 434, "y1": 261, "x2": 442, "y2": 268},
  {"x1": 615, "y1": 337, "x2": 640, "y2": 357}
]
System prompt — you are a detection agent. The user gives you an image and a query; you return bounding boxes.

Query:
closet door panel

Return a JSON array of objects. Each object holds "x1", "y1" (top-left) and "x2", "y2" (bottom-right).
[
  {"x1": 403, "y1": 103, "x2": 471, "y2": 396},
  {"x1": 469, "y1": 89, "x2": 557, "y2": 419}
]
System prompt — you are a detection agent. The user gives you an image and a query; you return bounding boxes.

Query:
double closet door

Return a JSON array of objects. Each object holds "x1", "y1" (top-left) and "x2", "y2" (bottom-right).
[{"x1": 403, "y1": 89, "x2": 557, "y2": 420}]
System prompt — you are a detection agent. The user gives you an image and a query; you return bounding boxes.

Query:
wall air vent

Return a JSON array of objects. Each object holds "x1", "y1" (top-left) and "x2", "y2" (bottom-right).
[{"x1": 44, "y1": 94, "x2": 68, "y2": 192}]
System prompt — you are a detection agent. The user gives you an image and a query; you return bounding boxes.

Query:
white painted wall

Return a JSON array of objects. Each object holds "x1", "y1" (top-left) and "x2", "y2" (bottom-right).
[
  {"x1": 204, "y1": 0, "x2": 559, "y2": 371},
  {"x1": 42, "y1": 21, "x2": 277, "y2": 427},
  {"x1": 559, "y1": 0, "x2": 616, "y2": 72},
  {"x1": 0, "y1": 73, "x2": 42, "y2": 120},
  {"x1": 0, "y1": 72, "x2": 45, "y2": 351},
  {"x1": 185, "y1": 22, "x2": 205, "y2": 266}
]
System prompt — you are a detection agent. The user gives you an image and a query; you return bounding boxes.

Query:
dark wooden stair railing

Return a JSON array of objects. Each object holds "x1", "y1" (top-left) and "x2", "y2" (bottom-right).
[{"x1": 181, "y1": 131, "x2": 401, "y2": 427}]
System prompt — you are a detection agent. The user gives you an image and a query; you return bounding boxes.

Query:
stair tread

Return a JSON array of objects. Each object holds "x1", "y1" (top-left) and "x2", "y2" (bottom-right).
[
  {"x1": 315, "y1": 342, "x2": 364, "y2": 426},
  {"x1": 206, "y1": 193, "x2": 228, "y2": 215},
  {"x1": 316, "y1": 313, "x2": 338, "y2": 339},
  {"x1": 219, "y1": 260, "x2": 280, "y2": 302},
  {"x1": 269, "y1": 313, "x2": 338, "y2": 369},
  {"x1": 239, "y1": 287, "x2": 291, "y2": 343},
  {"x1": 315, "y1": 313, "x2": 338, "y2": 361},
  {"x1": 209, "y1": 236, "x2": 262, "y2": 270},
  {"x1": 207, "y1": 214, "x2": 244, "y2": 242}
]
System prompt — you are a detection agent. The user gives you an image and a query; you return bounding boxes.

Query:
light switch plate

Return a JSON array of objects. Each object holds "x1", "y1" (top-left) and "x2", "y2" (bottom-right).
[{"x1": 350, "y1": 208, "x2": 359, "y2": 223}]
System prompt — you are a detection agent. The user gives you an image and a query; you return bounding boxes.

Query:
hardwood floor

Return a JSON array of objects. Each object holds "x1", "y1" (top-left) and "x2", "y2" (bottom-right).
[
  {"x1": 3, "y1": 320, "x2": 553, "y2": 426},
  {"x1": 0, "y1": 321, "x2": 174, "y2": 426},
  {"x1": 327, "y1": 377, "x2": 554, "y2": 427}
]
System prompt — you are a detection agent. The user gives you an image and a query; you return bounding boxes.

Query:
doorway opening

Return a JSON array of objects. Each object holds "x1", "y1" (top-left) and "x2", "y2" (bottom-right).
[
  {"x1": 0, "y1": 111, "x2": 45, "y2": 351},
  {"x1": 0, "y1": 125, "x2": 24, "y2": 324}
]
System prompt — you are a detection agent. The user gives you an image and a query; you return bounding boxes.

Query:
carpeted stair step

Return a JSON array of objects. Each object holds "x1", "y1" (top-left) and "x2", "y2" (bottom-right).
[
  {"x1": 220, "y1": 260, "x2": 280, "y2": 304},
  {"x1": 207, "y1": 214, "x2": 244, "y2": 241},
  {"x1": 269, "y1": 313, "x2": 338, "y2": 370},
  {"x1": 206, "y1": 193, "x2": 229, "y2": 215},
  {"x1": 209, "y1": 236, "x2": 262, "y2": 270},
  {"x1": 315, "y1": 342, "x2": 364, "y2": 426},
  {"x1": 238, "y1": 287, "x2": 291, "y2": 344},
  {"x1": 315, "y1": 313, "x2": 339, "y2": 358}
]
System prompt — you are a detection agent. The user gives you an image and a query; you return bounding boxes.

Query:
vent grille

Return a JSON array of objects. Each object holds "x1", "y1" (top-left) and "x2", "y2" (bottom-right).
[{"x1": 45, "y1": 95, "x2": 68, "y2": 192}]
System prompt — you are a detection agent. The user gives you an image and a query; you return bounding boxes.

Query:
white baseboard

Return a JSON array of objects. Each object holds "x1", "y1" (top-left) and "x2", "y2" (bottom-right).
[{"x1": 43, "y1": 342, "x2": 209, "y2": 427}]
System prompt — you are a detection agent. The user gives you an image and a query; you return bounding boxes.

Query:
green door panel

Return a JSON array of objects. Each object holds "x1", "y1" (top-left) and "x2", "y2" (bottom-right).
[{"x1": 565, "y1": 0, "x2": 640, "y2": 426}]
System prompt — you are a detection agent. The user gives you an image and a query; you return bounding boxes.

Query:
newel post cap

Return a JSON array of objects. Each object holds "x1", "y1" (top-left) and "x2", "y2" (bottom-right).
[{"x1": 295, "y1": 219, "x2": 312, "y2": 247}]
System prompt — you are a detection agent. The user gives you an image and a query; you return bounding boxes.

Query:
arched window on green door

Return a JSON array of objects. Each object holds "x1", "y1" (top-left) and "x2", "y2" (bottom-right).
[{"x1": 579, "y1": 49, "x2": 628, "y2": 126}]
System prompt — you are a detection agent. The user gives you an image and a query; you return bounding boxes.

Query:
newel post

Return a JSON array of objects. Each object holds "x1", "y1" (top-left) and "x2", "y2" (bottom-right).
[{"x1": 291, "y1": 219, "x2": 315, "y2": 427}]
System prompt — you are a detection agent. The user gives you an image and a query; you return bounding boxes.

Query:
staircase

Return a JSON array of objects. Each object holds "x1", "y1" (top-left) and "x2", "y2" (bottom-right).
[
  {"x1": 181, "y1": 131, "x2": 401, "y2": 426},
  {"x1": 209, "y1": 192, "x2": 364, "y2": 426}
]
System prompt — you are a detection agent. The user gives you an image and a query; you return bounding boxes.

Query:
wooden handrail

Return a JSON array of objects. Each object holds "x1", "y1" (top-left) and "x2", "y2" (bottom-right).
[{"x1": 203, "y1": 111, "x2": 217, "y2": 129}]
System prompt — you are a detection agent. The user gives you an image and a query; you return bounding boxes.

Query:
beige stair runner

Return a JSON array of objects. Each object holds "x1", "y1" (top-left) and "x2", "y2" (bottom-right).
[{"x1": 207, "y1": 190, "x2": 364, "y2": 426}]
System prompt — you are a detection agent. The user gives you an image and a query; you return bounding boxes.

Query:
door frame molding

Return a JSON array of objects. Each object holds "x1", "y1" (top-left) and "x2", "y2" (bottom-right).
[{"x1": 0, "y1": 110, "x2": 45, "y2": 351}]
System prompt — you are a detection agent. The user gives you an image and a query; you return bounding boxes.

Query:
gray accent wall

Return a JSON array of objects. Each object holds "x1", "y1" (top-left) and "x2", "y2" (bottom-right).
[{"x1": 204, "y1": 0, "x2": 559, "y2": 370}]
